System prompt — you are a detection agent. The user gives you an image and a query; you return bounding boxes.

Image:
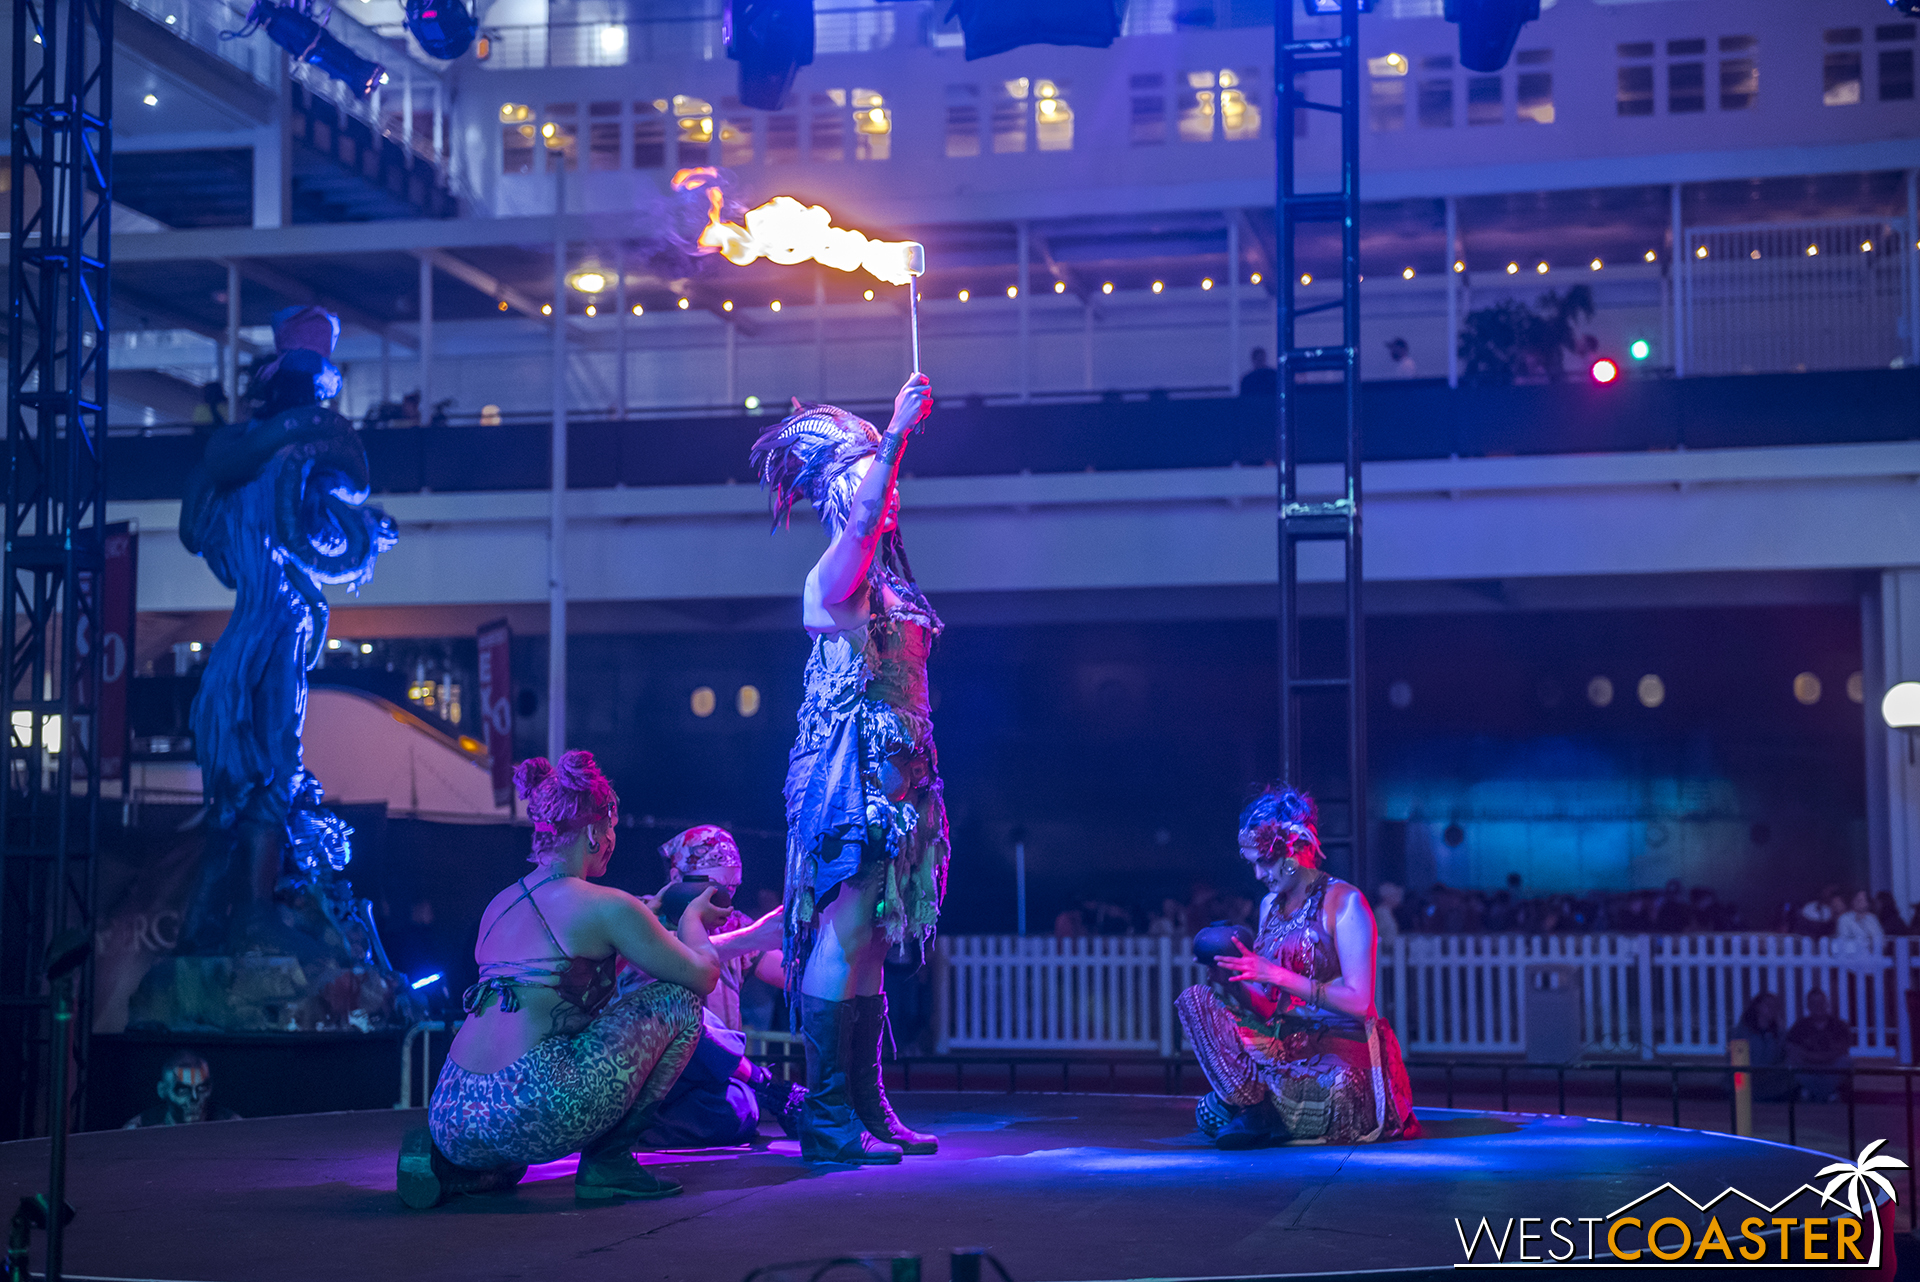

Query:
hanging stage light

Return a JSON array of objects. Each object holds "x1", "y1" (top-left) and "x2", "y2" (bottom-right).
[
  {"x1": 941, "y1": 0, "x2": 1126, "y2": 61},
  {"x1": 405, "y1": 0, "x2": 476, "y2": 61},
  {"x1": 1443, "y1": 0, "x2": 1540, "y2": 73},
  {"x1": 725, "y1": 0, "x2": 815, "y2": 111},
  {"x1": 234, "y1": 1, "x2": 385, "y2": 97}
]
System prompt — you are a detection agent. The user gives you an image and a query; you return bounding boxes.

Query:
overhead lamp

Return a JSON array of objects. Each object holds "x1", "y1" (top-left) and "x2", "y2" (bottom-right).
[
  {"x1": 404, "y1": 0, "x2": 476, "y2": 60},
  {"x1": 1444, "y1": 0, "x2": 1540, "y2": 72},
  {"x1": 240, "y1": 1, "x2": 385, "y2": 97}
]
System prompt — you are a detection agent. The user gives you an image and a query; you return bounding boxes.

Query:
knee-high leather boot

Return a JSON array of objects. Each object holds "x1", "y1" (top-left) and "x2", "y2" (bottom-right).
[
  {"x1": 799, "y1": 994, "x2": 904, "y2": 1164},
  {"x1": 575, "y1": 1096, "x2": 683, "y2": 1201},
  {"x1": 849, "y1": 994, "x2": 936, "y2": 1154},
  {"x1": 396, "y1": 1128, "x2": 526, "y2": 1210}
]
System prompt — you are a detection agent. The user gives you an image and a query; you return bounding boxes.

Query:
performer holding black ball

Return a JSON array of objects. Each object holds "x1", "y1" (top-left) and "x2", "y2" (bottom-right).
[
  {"x1": 1176, "y1": 785, "x2": 1421, "y2": 1149},
  {"x1": 752, "y1": 373, "x2": 946, "y2": 1164}
]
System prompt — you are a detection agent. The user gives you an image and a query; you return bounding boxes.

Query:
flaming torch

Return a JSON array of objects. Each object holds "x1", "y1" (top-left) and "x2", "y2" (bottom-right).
[{"x1": 673, "y1": 168, "x2": 927, "y2": 372}]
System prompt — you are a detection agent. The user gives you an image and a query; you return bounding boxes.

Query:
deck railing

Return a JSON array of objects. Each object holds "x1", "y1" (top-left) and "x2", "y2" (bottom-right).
[{"x1": 935, "y1": 932, "x2": 1919, "y2": 1061}]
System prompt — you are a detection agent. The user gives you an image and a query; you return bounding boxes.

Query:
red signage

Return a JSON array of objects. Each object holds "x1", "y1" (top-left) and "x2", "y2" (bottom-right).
[
  {"x1": 477, "y1": 619, "x2": 513, "y2": 808},
  {"x1": 98, "y1": 522, "x2": 137, "y2": 783}
]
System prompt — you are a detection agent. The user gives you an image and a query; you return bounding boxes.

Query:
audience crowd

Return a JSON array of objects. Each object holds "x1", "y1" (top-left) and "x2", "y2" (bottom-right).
[{"x1": 1052, "y1": 877, "x2": 1914, "y2": 942}]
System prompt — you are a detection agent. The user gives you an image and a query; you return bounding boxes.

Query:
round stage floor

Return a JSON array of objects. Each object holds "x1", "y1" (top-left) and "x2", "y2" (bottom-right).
[{"x1": 0, "y1": 1093, "x2": 1880, "y2": 1281}]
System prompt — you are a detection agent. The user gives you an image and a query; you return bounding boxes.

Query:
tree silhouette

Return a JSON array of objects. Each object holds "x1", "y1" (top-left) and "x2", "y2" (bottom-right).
[{"x1": 1457, "y1": 285, "x2": 1599, "y2": 386}]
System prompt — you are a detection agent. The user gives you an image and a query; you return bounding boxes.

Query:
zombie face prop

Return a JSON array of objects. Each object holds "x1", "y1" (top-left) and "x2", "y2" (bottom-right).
[{"x1": 159, "y1": 1058, "x2": 215, "y2": 1124}]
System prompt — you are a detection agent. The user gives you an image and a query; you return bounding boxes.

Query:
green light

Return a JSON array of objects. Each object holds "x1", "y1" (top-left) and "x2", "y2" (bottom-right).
[{"x1": 1629, "y1": 339, "x2": 1650, "y2": 361}]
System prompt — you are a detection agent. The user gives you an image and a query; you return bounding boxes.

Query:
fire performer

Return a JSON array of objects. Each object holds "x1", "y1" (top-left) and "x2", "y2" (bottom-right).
[
  {"x1": 751, "y1": 373, "x2": 945, "y2": 1164},
  {"x1": 397, "y1": 752, "x2": 724, "y2": 1206},
  {"x1": 1177, "y1": 786, "x2": 1421, "y2": 1148}
]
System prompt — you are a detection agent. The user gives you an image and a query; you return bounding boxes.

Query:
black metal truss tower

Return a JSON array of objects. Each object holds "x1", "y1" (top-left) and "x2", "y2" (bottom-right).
[
  {"x1": 1275, "y1": 0, "x2": 1366, "y2": 887},
  {"x1": 4, "y1": 0, "x2": 112, "y2": 1168}
]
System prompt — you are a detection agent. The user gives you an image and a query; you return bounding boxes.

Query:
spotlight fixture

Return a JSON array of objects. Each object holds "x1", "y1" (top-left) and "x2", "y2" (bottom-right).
[
  {"x1": 404, "y1": 0, "x2": 476, "y2": 60},
  {"x1": 235, "y1": 1, "x2": 384, "y2": 97},
  {"x1": 1444, "y1": 0, "x2": 1541, "y2": 73}
]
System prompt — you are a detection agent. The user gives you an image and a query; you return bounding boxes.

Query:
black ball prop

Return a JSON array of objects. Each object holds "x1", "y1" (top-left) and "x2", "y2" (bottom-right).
[
  {"x1": 658, "y1": 878, "x2": 733, "y2": 929},
  {"x1": 1193, "y1": 922, "x2": 1255, "y2": 969}
]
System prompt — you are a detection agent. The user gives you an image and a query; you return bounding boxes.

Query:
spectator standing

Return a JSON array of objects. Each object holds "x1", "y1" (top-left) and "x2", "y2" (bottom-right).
[
  {"x1": 1238, "y1": 348, "x2": 1277, "y2": 397},
  {"x1": 1384, "y1": 337, "x2": 1417, "y2": 378},
  {"x1": 1835, "y1": 890, "x2": 1886, "y2": 964},
  {"x1": 1872, "y1": 890, "x2": 1907, "y2": 937},
  {"x1": 1374, "y1": 883, "x2": 1405, "y2": 948},
  {"x1": 1799, "y1": 885, "x2": 1840, "y2": 938}
]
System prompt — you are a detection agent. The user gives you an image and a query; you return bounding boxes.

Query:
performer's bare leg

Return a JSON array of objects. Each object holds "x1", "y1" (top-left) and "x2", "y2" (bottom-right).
[{"x1": 800, "y1": 874, "x2": 886, "y2": 1001}]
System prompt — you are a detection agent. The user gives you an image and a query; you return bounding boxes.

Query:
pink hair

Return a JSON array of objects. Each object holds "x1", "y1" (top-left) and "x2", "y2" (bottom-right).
[{"x1": 515, "y1": 750, "x2": 618, "y2": 863}]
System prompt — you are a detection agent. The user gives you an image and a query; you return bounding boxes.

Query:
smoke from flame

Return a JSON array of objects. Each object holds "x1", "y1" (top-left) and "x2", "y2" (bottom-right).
[{"x1": 672, "y1": 168, "x2": 917, "y2": 287}]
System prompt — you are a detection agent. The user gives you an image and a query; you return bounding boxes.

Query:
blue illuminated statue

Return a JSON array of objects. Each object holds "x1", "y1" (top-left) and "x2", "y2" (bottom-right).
[{"x1": 156, "y1": 305, "x2": 402, "y2": 1024}]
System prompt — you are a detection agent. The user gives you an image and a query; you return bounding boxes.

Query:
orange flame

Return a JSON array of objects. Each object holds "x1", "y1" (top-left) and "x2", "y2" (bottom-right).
[{"x1": 672, "y1": 168, "x2": 920, "y2": 287}]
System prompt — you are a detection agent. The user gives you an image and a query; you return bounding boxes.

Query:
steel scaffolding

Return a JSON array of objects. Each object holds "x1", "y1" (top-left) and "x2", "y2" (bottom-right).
[{"x1": 1275, "y1": 0, "x2": 1366, "y2": 888}]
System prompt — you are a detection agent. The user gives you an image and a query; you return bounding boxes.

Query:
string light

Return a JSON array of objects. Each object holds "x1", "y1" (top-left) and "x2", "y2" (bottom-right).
[
  {"x1": 1805, "y1": 244, "x2": 1819, "y2": 257},
  {"x1": 585, "y1": 304, "x2": 596, "y2": 316},
  {"x1": 632, "y1": 304, "x2": 643, "y2": 316},
  {"x1": 1750, "y1": 250, "x2": 1761, "y2": 260},
  {"x1": 1506, "y1": 262, "x2": 1519, "y2": 274},
  {"x1": 1644, "y1": 250, "x2": 1657, "y2": 262},
  {"x1": 1250, "y1": 272, "x2": 1261, "y2": 284},
  {"x1": 1151, "y1": 280, "x2": 1164, "y2": 293},
  {"x1": 678, "y1": 297, "x2": 690, "y2": 308},
  {"x1": 1589, "y1": 259, "x2": 1603, "y2": 271},
  {"x1": 1201, "y1": 278, "x2": 1214, "y2": 290},
  {"x1": 958, "y1": 289, "x2": 970, "y2": 301},
  {"x1": 1300, "y1": 273, "x2": 1312, "y2": 286},
  {"x1": 1101, "y1": 282, "x2": 1114, "y2": 294},
  {"x1": 1054, "y1": 280, "x2": 1066, "y2": 294},
  {"x1": 770, "y1": 300, "x2": 782, "y2": 312},
  {"x1": 1860, "y1": 240, "x2": 1873, "y2": 252},
  {"x1": 864, "y1": 289, "x2": 874, "y2": 300},
  {"x1": 497, "y1": 300, "x2": 509, "y2": 312},
  {"x1": 1695, "y1": 246, "x2": 1708, "y2": 259},
  {"x1": 1453, "y1": 260, "x2": 1465, "y2": 272},
  {"x1": 1006, "y1": 285, "x2": 1018, "y2": 298},
  {"x1": 722, "y1": 300, "x2": 733, "y2": 311},
  {"x1": 1401, "y1": 267, "x2": 1415, "y2": 280},
  {"x1": 541, "y1": 304, "x2": 552, "y2": 315},
  {"x1": 1535, "y1": 262, "x2": 1549, "y2": 274}
]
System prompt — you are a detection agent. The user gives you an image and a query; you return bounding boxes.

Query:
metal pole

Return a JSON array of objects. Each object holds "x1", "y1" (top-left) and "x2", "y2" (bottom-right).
[
  {"x1": 549, "y1": 178, "x2": 568, "y2": 757},
  {"x1": 1670, "y1": 183, "x2": 1685, "y2": 379},
  {"x1": 1445, "y1": 196, "x2": 1460, "y2": 389},
  {"x1": 379, "y1": 333, "x2": 391, "y2": 405},
  {"x1": 1906, "y1": 169, "x2": 1918, "y2": 370},
  {"x1": 402, "y1": 67, "x2": 413, "y2": 153},
  {"x1": 418, "y1": 255, "x2": 433, "y2": 416},
  {"x1": 1227, "y1": 213, "x2": 1242, "y2": 392},
  {"x1": 225, "y1": 262, "x2": 241, "y2": 410},
  {"x1": 1014, "y1": 841, "x2": 1027, "y2": 935},
  {"x1": 614, "y1": 244, "x2": 627, "y2": 419},
  {"x1": 1017, "y1": 220, "x2": 1031, "y2": 402}
]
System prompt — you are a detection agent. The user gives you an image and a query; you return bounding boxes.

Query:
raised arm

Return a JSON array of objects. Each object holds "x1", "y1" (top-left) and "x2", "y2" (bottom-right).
[
  {"x1": 811, "y1": 374, "x2": 930, "y2": 606},
  {"x1": 598, "y1": 886, "x2": 723, "y2": 996},
  {"x1": 711, "y1": 906, "x2": 784, "y2": 965}
]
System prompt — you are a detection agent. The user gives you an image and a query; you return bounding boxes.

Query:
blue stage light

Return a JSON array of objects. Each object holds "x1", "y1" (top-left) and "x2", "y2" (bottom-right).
[
  {"x1": 239, "y1": 2, "x2": 385, "y2": 98},
  {"x1": 405, "y1": 0, "x2": 476, "y2": 61},
  {"x1": 411, "y1": 972, "x2": 443, "y2": 989}
]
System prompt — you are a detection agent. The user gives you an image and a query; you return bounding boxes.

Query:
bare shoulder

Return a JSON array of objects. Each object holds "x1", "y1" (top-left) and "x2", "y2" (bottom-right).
[{"x1": 1324, "y1": 879, "x2": 1373, "y2": 921}]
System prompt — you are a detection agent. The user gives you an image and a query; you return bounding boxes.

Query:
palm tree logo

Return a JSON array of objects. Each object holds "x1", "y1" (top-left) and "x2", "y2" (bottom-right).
[{"x1": 1816, "y1": 1139, "x2": 1910, "y2": 1268}]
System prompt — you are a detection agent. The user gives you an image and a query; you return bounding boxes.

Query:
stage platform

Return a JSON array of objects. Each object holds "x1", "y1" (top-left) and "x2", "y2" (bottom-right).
[{"x1": 0, "y1": 1093, "x2": 1884, "y2": 1281}]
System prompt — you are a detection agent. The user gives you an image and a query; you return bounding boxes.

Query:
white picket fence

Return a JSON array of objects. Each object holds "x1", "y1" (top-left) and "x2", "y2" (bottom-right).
[{"x1": 934, "y1": 932, "x2": 1919, "y2": 1061}]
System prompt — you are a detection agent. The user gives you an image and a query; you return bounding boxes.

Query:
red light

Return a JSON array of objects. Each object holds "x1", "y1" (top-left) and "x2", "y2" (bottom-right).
[{"x1": 1589, "y1": 358, "x2": 1619, "y2": 384}]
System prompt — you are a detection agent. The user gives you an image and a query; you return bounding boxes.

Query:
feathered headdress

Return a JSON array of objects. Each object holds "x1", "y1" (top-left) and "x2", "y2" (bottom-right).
[{"x1": 749, "y1": 400, "x2": 881, "y2": 532}]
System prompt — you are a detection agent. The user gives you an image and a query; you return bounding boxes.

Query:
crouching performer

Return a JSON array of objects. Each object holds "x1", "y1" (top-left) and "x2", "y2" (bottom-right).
[
  {"x1": 752, "y1": 374, "x2": 947, "y2": 1164},
  {"x1": 1176, "y1": 785, "x2": 1421, "y2": 1149},
  {"x1": 397, "y1": 752, "x2": 723, "y2": 1207}
]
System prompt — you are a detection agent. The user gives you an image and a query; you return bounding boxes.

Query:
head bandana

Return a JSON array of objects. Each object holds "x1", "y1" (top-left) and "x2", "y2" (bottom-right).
[{"x1": 659, "y1": 825, "x2": 742, "y2": 881}]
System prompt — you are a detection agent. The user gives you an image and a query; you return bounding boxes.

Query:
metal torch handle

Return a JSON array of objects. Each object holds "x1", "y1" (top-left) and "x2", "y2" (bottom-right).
[{"x1": 909, "y1": 283, "x2": 921, "y2": 374}]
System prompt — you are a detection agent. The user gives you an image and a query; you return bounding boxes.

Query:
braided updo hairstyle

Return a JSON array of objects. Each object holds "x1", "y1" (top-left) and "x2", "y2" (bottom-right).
[
  {"x1": 1239, "y1": 784, "x2": 1321, "y2": 868},
  {"x1": 515, "y1": 750, "x2": 618, "y2": 865}
]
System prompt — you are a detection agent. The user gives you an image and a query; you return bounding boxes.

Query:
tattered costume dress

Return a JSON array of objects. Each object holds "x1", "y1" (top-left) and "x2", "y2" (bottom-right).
[
  {"x1": 1176, "y1": 878, "x2": 1421, "y2": 1143},
  {"x1": 782, "y1": 593, "x2": 950, "y2": 988}
]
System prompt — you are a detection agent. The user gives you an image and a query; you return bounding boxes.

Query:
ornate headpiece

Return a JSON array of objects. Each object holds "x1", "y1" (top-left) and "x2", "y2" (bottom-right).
[
  {"x1": 750, "y1": 400, "x2": 882, "y2": 532},
  {"x1": 659, "y1": 825, "x2": 742, "y2": 880}
]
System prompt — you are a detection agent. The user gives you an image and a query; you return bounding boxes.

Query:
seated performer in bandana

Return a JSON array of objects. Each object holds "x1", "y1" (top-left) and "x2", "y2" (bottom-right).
[
  {"x1": 397, "y1": 752, "x2": 724, "y2": 1207},
  {"x1": 751, "y1": 373, "x2": 946, "y2": 1164},
  {"x1": 1176, "y1": 785, "x2": 1421, "y2": 1149},
  {"x1": 638, "y1": 826, "x2": 805, "y2": 1147}
]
